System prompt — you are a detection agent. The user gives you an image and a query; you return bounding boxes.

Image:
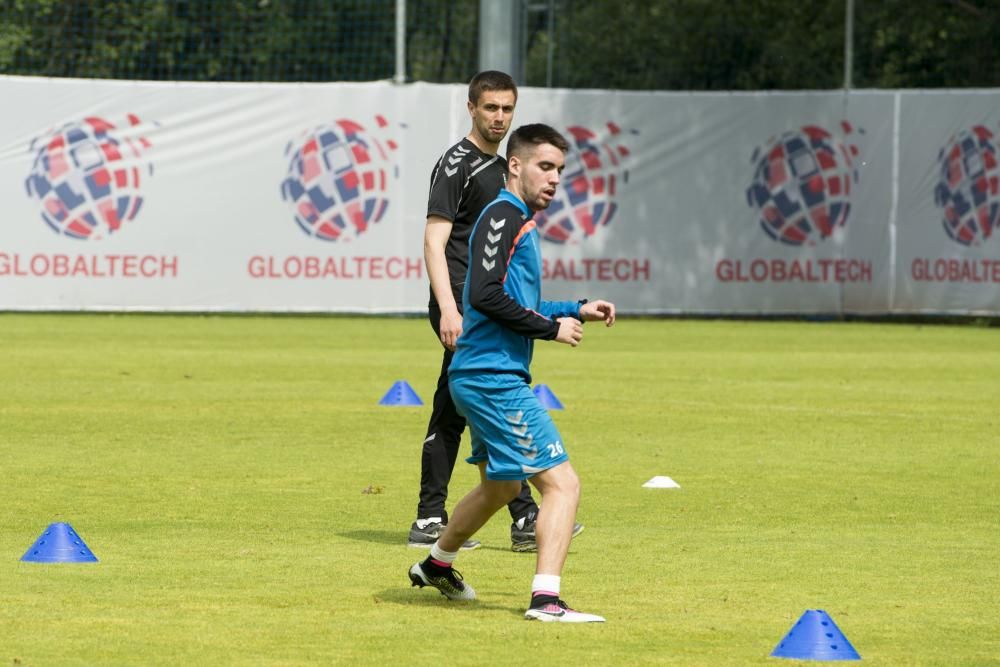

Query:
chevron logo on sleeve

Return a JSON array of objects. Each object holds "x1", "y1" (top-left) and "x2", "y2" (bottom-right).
[
  {"x1": 481, "y1": 217, "x2": 505, "y2": 271},
  {"x1": 444, "y1": 146, "x2": 470, "y2": 177}
]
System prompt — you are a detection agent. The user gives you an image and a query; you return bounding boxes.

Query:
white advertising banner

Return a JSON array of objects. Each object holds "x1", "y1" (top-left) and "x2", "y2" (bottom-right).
[
  {"x1": 0, "y1": 76, "x2": 997, "y2": 315},
  {"x1": 893, "y1": 90, "x2": 1000, "y2": 315}
]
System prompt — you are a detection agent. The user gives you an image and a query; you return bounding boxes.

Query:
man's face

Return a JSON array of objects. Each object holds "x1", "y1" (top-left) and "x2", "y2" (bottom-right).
[
  {"x1": 468, "y1": 90, "x2": 516, "y2": 147},
  {"x1": 510, "y1": 142, "x2": 565, "y2": 212}
]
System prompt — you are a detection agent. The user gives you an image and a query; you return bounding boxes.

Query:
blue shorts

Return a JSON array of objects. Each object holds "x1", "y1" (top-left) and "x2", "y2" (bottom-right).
[{"x1": 449, "y1": 372, "x2": 569, "y2": 481}]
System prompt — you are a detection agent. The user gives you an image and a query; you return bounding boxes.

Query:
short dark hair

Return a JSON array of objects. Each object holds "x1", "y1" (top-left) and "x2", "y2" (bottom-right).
[
  {"x1": 506, "y1": 124, "x2": 569, "y2": 160},
  {"x1": 468, "y1": 70, "x2": 518, "y2": 105}
]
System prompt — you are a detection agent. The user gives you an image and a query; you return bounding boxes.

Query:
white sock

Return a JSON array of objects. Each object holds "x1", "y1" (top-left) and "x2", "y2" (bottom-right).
[
  {"x1": 531, "y1": 574, "x2": 561, "y2": 598},
  {"x1": 430, "y1": 542, "x2": 459, "y2": 565}
]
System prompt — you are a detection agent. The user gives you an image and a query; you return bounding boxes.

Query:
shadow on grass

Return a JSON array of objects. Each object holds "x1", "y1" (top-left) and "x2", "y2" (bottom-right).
[
  {"x1": 373, "y1": 587, "x2": 523, "y2": 617},
  {"x1": 339, "y1": 529, "x2": 405, "y2": 546}
]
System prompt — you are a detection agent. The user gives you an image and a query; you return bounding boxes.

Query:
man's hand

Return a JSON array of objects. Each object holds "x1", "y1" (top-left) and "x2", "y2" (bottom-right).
[
  {"x1": 439, "y1": 307, "x2": 463, "y2": 351},
  {"x1": 579, "y1": 300, "x2": 616, "y2": 327},
  {"x1": 555, "y1": 317, "x2": 584, "y2": 346}
]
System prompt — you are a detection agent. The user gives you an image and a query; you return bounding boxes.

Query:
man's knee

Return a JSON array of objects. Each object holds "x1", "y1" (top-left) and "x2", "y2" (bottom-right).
[
  {"x1": 562, "y1": 468, "x2": 581, "y2": 502},
  {"x1": 532, "y1": 461, "x2": 580, "y2": 499}
]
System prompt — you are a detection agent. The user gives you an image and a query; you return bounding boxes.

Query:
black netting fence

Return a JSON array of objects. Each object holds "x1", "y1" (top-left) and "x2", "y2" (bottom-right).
[
  {"x1": 0, "y1": 0, "x2": 478, "y2": 83},
  {"x1": 1, "y1": 0, "x2": 998, "y2": 88}
]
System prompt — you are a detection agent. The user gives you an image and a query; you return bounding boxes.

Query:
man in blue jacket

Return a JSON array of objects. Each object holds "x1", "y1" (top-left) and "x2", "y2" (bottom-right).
[
  {"x1": 412, "y1": 70, "x2": 576, "y2": 553},
  {"x1": 408, "y1": 124, "x2": 616, "y2": 623}
]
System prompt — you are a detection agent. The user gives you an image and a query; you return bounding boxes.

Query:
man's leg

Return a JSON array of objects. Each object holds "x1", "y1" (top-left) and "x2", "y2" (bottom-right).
[
  {"x1": 410, "y1": 349, "x2": 480, "y2": 549},
  {"x1": 523, "y1": 461, "x2": 604, "y2": 623},
  {"x1": 415, "y1": 348, "x2": 464, "y2": 523},
  {"x1": 439, "y1": 466, "x2": 521, "y2": 551},
  {"x1": 410, "y1": 301, "x2": 479, "y2": 548},
  {"x1": 507, "y1": 482, "x2": 538, "y2": 521},
  {"x1": 527, "y1": 461, "x2": 579, "y2": 575},
  {"x1": 409, "y1": 464, "x2": 520, "y2": 600}
]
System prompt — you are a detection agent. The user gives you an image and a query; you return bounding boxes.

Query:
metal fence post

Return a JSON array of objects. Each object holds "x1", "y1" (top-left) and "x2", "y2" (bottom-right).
[
  {"x1": 479, "y1": 0, "x2": 524, "y2": 82},
  {"x1": 395, "y1": 0, "x2": 406, "y2": 84},
  {"x1": 844, "y1": 0, "x2": 854, "y2": 90}
]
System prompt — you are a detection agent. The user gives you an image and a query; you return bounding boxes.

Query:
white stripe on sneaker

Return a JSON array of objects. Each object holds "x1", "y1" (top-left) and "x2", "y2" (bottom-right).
[{"x1": 524, "y1": 602, "x2": 605, "y2": 623}]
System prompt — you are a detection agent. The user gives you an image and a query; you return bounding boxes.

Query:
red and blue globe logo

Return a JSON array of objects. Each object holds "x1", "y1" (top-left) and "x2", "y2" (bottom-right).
[
  {"x1": 746, "y1": 123, "x2": 862, "y2": 246},
  {"x1": 534, "y1": 122, "x2": 632, "y2": 245},
  {"x1": 281, "y1": 116, "x2": 399, "y2": 242},
  {"x1": 933, "y1": 125, "x2": 1000, "y2": 247},
  {"x1": 24, "y1": 115, "x2": 153, "y2": 240}
]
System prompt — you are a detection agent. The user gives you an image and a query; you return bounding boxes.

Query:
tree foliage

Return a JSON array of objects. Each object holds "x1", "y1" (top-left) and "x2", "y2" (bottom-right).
[
  {"x1": 852, "y1": 0, "x2": 1000, "y2": 87},
  {"x1": 527, "y1": 0, "x2": 999, "y2": 89},
  {"x1": 0, "y1": 0, "x2": 401, "y2": 82}
]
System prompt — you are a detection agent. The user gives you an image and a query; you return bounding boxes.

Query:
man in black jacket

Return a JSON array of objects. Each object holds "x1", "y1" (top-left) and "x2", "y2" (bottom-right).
[{"x1": 409, "y1": 71, "x2": 582, "y2": 552}]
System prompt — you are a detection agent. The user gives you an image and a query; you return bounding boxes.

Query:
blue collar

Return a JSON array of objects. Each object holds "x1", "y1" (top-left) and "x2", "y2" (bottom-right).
[{"x1": 497, "y1": 188, "x2": 530, "y2": 218}]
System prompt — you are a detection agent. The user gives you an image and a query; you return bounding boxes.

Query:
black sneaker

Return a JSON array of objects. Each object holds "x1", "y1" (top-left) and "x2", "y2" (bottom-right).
[
  {"x1": 510, "y1": 513, "x2": 584, "y2": 553},
  {"x1": 408, "y1": 519, "x2": 481, "y2": 550},
  {"x1": 408, "y1": 562, "x2": 476, "y2": 600}
]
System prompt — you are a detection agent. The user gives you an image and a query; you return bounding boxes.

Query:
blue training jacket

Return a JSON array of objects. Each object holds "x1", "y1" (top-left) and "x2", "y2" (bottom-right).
[{"x1": 449, "y1": 189, "x2": 582, "y2": 382}]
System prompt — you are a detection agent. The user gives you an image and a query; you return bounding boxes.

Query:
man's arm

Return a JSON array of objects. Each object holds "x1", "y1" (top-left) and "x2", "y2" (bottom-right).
[
  {"x1": 465, "y1": 207, "x2": 562, "y2": 341},
  {"x1": 541, "y1": 299, "x2": 616, "y2": 326},
  {"x1": 424, "y1": 215, "x2": 462, "y2": 351}
]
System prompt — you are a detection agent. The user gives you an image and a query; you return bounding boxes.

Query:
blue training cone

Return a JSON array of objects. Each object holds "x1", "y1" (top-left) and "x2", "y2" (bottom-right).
[
  {"x1": 21, "y1": 522, "x2": 99, "y2": 563},
  {"x1": 770, "y1": 609, "x2": 860, "y2": 661},
  {"x1": 378, "y1": 380, "x2": 424, "y2": 406},
  {"x1": 532, "y1": 384, "x2": 565, "y2": 410}
]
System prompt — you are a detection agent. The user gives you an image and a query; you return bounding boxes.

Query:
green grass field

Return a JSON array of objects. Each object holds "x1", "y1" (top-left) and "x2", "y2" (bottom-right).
[{"x1": 1, "y1": 314, "x2": 997, "y2": 666}]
